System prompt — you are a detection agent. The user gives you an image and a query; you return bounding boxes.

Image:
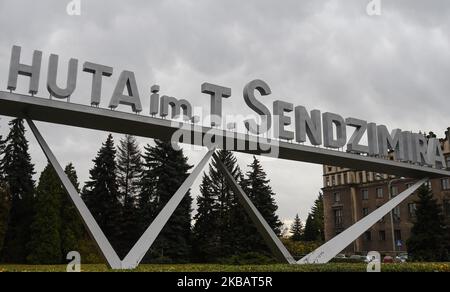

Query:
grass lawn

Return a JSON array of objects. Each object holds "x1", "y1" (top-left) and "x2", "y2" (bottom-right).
[{"x1": 0, "y1": 263, "x2": 449, "y2": 272}]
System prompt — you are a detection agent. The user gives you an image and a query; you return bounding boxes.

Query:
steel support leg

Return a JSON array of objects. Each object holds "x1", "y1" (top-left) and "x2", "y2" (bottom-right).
[
  {"x1": 213, "y1": 153, "x2": 296, "y2": 264},
  {"x1": 27, "y1": 118, "x2": 122, "y2": 269},
  {"x1": 298, "y1": 178, "x2": 428, "y2": 264},
  {"x1": 27, "y1": 118, "x2": 214, "y2": 269},
  {"x1": 121, "y1": 149, "x2": 214, "y2": 268}
]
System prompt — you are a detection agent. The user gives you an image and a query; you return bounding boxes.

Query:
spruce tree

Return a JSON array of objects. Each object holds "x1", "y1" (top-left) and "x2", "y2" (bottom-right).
[
  {"x1": 137, "y1": 150, "x2": 157, "y2": 238},
  {"x1": 192, "y1": 173, "x2": 219, "y2": 261},
  {"x1": 0, "y1": 132, "x2": 5, "y2": 180},
  {"x1": 245, "y1": 157, "x2": 281, "y2": 234},
  {"x1": 290, "y1": 214, "x2": 303, "y2": 241},
  {"x1": 0, "y1": 182, "x2": 10, "y2": 254},
  {"x1": 243, "y1": 156, "x2": 282, "y2": 252},
  {"x1": 313, "y1": 193, "x2": 325, "y2": 241},
  {"x1": 60, "y1": 163, "x2": 84, "y2": 258},
  {"x1": 228, "y1": 170, "x2": 254, "y2": 256},
  {"x1": 140, "y1": 140, "x2": 192, "y2": 262},
  {"x1": 303, "y1": 213, "x2": 316, "y2": 241},
  {"x1": 117, "y1": 135, "x2": 142, "y2": 257},
  {"x1": 27, "y1": 163, "x2": 62, "y2": 264},
  {"x1": 82, "y1": 134, "x2": 122, "y2": 253},
  {"x1": 193, "y1": 150, "x2": 250, "y2": 261},
  {"x1": 0, "y1": 133, "x2": 8, "y2": 254},
  {"x1": 0, "y1": 119, "x2": 35, "y2": 263},
  {"x1": 407, "y1": 185, "x2": 449, "y2": 261},
  {"x1": 303, "y1": 193, "x2": 324, "y2": 242},
  {"x1": 212, "y1": 150, "x2": 242, "y2": 258}
]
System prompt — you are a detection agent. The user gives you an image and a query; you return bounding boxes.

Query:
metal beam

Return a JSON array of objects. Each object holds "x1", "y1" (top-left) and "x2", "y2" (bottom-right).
[
  {"x1": 26, "y1": 118, "x2": 122, "y2": 269},
  {"x1": 298, "y1": 178, "x2": 427, "y2": 264},
  {"x1": 213, "y1": 153, "x2": 296, "y2": 264},
  {"x1": 121, "y1": 149, "x2": 214, "y2": 269},
  {"x1": 1, "y1": 92, "x2": 449, "y2": 179},
  {"x1": 27, "y1": 118, "x2": 216, "y2": 269}
]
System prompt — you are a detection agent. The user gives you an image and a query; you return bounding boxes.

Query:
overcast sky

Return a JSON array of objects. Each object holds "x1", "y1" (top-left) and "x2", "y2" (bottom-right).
[{"x1": 0, "y1": 0, "x2": 449, "y2": 227}]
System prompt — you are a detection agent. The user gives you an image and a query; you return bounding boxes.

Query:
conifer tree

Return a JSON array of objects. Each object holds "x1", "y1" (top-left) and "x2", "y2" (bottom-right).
[
  {"x1": 193, "y1": 150, "x2": 250, "y2": 260},
  {"x1": 60, "y1": 163, "x2": 84, "y2": 258},
  {"x1": 245, "y1": 157, "x2": 281, "y2": 234},
  {"x1": 0, "y1": 133, "x2": 8, "y2": 254},
  {"x1": 27, "y1": 163, "x2": 62, "y2": 264},
  {"x1": 407, "y1": 185, "x2": 449, "y2": 261},
  {"x1": 0, "y1": 182, "x2": 9, "y2": 254},
  {"x1": 116, "y1": 135, "x2": 142, "y2": 257},
  {"x1": 82, "y1": 134, "x2": 122, "y2": 253},
  {"x1": 0, "y1": 132, "x2": 5, "y2": 180},
  {"x1": 243, "y1": 156, "x2": 282, "y2": 252},
  {"x1": 140, "y1": 140, "x2": 192, "y2": 262},
  {"x1": 117, "y1": 135, "x2": 142, "y2": 198},
  {"x1": 211, "y1": 150, "x2": 245, "y2": 258},
  {"x1": 0, "y1": 119, "x2": 35, "y2": 263},
  {"x1": 192, "y1": 173, "x2": 219, "y2": 261},
  {"x1": 303, "y1": 193, "x2": 324, "y2": 242},
  {"x1": 290, "y1": 214, "x2": 303, "y2": 242},
  {"x1": 303, "y1": 213, "x2": 316, "y2": 241},
  {"x1": 137, "y1": 150, "x2": 157, "y2": 237}
]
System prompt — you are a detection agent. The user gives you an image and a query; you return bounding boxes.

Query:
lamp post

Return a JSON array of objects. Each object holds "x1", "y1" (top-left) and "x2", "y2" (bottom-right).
[
  {"x1": 388, "y1": 179, "x2": 397, "y2": 255},
  {"x1": 376, "y1": 174, "x2": 403, "y2": 255}
]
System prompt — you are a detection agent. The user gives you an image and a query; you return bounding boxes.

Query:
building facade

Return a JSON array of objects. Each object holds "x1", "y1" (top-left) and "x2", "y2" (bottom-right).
[{"x1": 322, "y1": 129, "x2": 450, "y2": 255}]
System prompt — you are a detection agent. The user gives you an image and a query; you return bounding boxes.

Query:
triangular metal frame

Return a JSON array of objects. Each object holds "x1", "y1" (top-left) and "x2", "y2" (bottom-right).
[
  {"x1": 26, "y1": 118, "x2": 429, "y2": 268},
  {"x1": 27, "y1": 118, "x2": 214, "y2": 269},
  {"x1": 298, "y1": 178, "x2": 427, "y2": 264}
]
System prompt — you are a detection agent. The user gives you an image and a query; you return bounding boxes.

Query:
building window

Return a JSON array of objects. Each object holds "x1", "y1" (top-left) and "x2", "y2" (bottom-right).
[
  {"x1": 408, "y1": 203, "x2": 416, "y2": 218},
  {"x1": 334, "y1": 209, "x2": 343, "y2": 228},
  {"x1": 326, "y1": 177, "x2": 331, "y2": 187},
  {"x1": 376, "y1": 188, "x2": 383, "y2": 199},
  {"x1": 394, "y1": 230, "x2": 402, "y2": 241},
  {"x1": 379, "y1": 230, "x2": 386, "y2": 241},
  {"x1": 441, "y1": 178, "x2": 450, "y2": 190},
  {"x1": 362, "y1": 207, "x2": 369, "y2": 217},
  {"x1": 362, "y1": 189, "x2": 369, "y2": 200},
  {"x1": 334, "y1": 192, "x2": 341, "y2": 203},
  {"x1": 358, "y1": 172, "x2": 363, "y2": 183},
  {"x1": 364, "y1": 231, "x2": 372, "y2": 241},
  {"x1": 393, "y1": 206, "x2": 401, "y2": 222},
  {"x1": 391, "y1": 186, "x2": 399, "y2": 197},
  {"x1": 332, "y1": 176, "x2": 336, "y2": 186},
  {"x1": 343, "y1": 173, "x2": 347, "y2": 184}
]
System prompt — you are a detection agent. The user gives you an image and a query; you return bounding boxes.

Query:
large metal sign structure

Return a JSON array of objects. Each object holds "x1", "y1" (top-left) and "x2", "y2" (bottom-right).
[{"x1": 0, "y1": 46, "x2": 448, "y2": 269}]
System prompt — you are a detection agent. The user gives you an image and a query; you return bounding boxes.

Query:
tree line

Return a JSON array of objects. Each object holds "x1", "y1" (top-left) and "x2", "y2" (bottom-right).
[{"x1": 0, "y1": 118, "x2": 303, "y2": 264}]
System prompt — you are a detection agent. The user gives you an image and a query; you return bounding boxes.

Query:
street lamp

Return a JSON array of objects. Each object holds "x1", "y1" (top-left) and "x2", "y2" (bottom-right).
[{"x1": 375, "y1": 174, "x2": 404, "y2": 255}]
